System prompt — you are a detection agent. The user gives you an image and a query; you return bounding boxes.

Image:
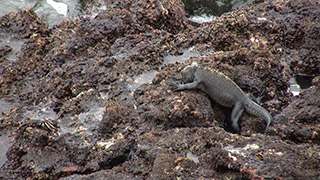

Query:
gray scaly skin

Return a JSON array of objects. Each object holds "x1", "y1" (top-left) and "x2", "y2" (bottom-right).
[{"x1": 174, "y1": 62, "x2": 272, "y2": 133}]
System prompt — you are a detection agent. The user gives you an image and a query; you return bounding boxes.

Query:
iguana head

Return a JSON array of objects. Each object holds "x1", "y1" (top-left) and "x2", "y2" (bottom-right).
[{"x1": 181, "y1": 62, "x2": 198, "y2": 83}]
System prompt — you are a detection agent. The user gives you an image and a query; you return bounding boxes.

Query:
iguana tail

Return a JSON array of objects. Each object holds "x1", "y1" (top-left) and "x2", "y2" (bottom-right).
[{"x1": 245, "y1": 100, "x2": 272, "y2": 127}]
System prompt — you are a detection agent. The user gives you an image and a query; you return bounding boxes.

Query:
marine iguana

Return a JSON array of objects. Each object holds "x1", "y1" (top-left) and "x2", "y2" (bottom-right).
[{"x1": 174, "y1": 62, "x2": 272, "y2": 133}]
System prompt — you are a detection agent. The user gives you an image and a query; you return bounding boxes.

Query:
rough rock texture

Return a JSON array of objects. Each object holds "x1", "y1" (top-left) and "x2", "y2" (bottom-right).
[
  {"x1": 0, "y1": 0, "x2": 320, "y2": 179},
  {"x1": 267, "y1": 79, "x2": 320, "y2": 144}
]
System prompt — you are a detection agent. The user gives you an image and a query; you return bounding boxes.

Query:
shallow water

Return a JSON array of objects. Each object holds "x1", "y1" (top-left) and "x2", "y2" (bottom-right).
[
  {"x1": 183, "y1": 0, "x2": 253, "y2": 17},
  {"x1": 162, "y1": 47, "x2": 202, "y2": 65},
  {"x1": 0, "y1": 133, "x2": 11, "y2": 168},
  {"x1": 0, "y1": 98, "x2": 16, "y2": 115},
  {"x1": 23, "y1": 103, "x2": 58, "y2": 120},
  {"x1": 128, "y1": 70, "x2": 158, "y2": 93},
  {"x1": 289, "y1": 74, "x2": 315, "y2": 96},
  {"x1": 0, "y1": 37, "x2": 25, "y2": 61},
  {"x1": 77, "y1": 105, "x2": 105, "y2": 134}
]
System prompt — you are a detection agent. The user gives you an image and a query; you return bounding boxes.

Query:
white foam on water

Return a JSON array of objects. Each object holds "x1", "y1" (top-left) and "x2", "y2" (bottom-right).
[
  {"x1": 47, "y1": 0, "x2": 68, "y2": 16},
  {"x1": 289, "y1": 77, "x2": 301, "y2": 96},
  {"x1": 189, "y1": 14, "x2": 217, "y2": 23}
]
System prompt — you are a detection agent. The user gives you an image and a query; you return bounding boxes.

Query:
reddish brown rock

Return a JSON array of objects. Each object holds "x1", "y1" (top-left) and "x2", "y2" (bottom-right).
[{"x1": 0, "y1": 0, "x2": 319, "y2": 179}]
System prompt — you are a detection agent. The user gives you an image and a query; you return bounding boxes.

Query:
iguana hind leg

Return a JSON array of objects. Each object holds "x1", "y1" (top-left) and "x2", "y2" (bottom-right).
[
  {"x1": 231, "y1": 101, "x2": 245, "y2": 134},
  {"x1": 246, "y1": 93, "x2": 262, "y2": 105}
]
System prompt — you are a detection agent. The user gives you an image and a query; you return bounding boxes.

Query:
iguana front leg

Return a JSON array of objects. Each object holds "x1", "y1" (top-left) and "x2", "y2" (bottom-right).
[{"x1": 174, "y1": 80, "x2": 200, "y2": 91}]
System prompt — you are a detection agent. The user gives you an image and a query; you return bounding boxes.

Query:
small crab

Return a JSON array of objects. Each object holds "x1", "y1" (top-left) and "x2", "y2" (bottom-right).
[{"x1": 29, "y1": 118, "x2": 58, "y2": 132}]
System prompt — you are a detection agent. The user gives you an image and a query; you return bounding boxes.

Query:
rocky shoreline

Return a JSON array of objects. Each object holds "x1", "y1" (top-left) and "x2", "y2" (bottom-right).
[{"x1": 0, "y1": 0, "x2": 319, "y2": 179}]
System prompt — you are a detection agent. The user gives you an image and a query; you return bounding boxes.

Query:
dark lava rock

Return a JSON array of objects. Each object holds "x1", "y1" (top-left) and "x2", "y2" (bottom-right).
[
  {"x1": 0, "y1": 9, "x2": 48, "y2": 39},
  {"x1": 1, "y1": 0, "x2": 320, "y2": 179},
  {"x1": 0, "y1": 45, "x2": 12, "y2": 58},
  {"x1": 267, "y1": 82, "x2": 320, "y2": 144}
]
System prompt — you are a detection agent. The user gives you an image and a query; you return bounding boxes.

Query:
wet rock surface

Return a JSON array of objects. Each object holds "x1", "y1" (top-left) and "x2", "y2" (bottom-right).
[{"x1": 1, "y1": 0, "x2": 320, "y2": 179}]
